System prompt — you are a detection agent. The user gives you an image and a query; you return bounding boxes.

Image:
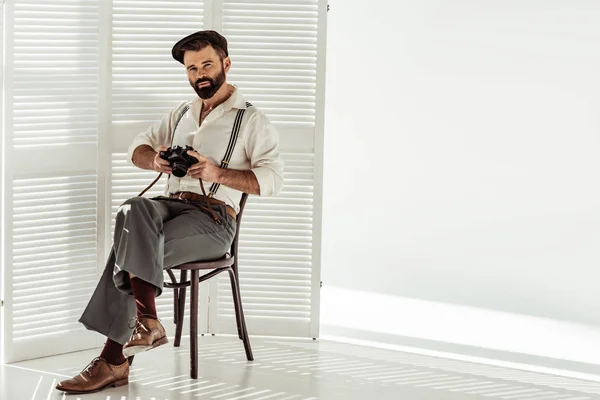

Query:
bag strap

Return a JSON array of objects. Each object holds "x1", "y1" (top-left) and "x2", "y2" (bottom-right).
[{"x1": 207, "y1": 102, "x2": 252, "y2": 197}]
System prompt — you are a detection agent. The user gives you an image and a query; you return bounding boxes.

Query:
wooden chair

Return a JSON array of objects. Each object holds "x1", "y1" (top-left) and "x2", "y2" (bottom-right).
[{"x1": 130, "y1": 193, "x2": 253, "y2": 378}]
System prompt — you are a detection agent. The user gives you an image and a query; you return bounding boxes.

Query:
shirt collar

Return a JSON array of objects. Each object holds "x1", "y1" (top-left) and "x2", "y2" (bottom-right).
[{"x1": 226, "y1": 85, "x2": 248, "y2": 110}]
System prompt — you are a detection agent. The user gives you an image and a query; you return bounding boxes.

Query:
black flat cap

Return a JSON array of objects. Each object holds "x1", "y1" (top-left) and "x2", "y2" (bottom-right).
[{"x1": 171, "y1": 30, "x2": 229, "y2": 64}]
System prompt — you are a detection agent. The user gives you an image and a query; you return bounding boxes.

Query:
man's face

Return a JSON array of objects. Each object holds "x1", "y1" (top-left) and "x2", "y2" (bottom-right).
[{"x1": 183, "y1": 45, "x2": 230, "y2": 99}]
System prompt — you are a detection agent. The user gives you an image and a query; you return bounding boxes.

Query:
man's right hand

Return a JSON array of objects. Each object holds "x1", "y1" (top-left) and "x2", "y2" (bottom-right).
[
  {"x1": 132, "y1": 144, "x2": 172, "y2": 174},
  {"x1": 153, "y1": 146, "x2": 172, "y2": 174}
]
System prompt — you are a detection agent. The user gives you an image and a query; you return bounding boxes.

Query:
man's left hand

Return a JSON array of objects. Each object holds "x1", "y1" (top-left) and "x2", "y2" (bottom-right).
[{"x1": 186, "y1": 150, "x2": 222, "y2": 182}]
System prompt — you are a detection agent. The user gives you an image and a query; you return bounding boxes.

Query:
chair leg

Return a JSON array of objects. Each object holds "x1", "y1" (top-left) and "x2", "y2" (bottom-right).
[
  {"x1": 173, "y1": 286, "x2": 179, "y2": 325},
  {"x1": 228, "y1": 269, "x2": 253, "y2": 361},
  {"x1": 190, "y1": 269, "x2": 199, "y2": 379},
  {"x1": 227, "y1": 269, "x2": 244, "y2": 340},
  {"x1": 174, "y1": 270, "x2": 188, "y2": 347}
]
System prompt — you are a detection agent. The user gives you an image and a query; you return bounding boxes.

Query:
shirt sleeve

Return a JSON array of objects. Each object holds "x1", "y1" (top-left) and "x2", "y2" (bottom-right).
[
  {"x1": 244, "y1": 111, "x2": 284, "y2": 197},
  {"x1": 126, "y1": 101, "x2": 189, "y2": 164}
]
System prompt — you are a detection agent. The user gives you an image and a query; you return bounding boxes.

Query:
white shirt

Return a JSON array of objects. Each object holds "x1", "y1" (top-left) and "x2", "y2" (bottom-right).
[{"x1": 127, "y1": 87, "x2": 284, "y2": 213}]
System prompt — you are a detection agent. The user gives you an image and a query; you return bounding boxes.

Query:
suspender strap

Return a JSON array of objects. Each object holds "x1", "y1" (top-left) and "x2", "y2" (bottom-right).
[{"x1": 208, "y1": 102, "x2": 252, "y2": 197}]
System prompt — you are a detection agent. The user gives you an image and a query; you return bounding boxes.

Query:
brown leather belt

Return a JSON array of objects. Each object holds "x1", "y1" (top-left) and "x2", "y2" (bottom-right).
[{"x1": 169, "y1": 192, "x2": 236, "y2": 220}]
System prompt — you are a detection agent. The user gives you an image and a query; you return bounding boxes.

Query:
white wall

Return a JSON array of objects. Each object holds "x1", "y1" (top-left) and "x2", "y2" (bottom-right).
[{"x1": 321, "y1": 0, "x2": 600, "y2": 370}]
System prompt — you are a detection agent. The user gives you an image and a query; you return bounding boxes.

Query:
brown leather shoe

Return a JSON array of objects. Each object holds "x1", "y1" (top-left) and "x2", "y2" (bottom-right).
[
  {"x1": 122, "y1": 316, "x2": 168, "y2": 357},
  {"x1": 55, "y1": 357, "x2": 129, "y2": 394}
]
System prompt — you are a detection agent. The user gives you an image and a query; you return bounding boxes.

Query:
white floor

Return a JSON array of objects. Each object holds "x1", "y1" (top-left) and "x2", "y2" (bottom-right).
[{"x1": 3, "y1": 336, "x2": 600, "y2": 400}]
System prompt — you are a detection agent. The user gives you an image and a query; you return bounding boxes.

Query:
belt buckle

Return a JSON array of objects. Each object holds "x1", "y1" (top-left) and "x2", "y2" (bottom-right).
[{"x1": 177, "y1": 192, "x2": 189, "y2": 203}]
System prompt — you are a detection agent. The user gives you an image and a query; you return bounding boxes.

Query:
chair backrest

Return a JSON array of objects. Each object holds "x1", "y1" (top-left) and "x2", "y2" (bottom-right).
[{"x1": 231, "y1": 193, "x2": 249, "y2": 259}]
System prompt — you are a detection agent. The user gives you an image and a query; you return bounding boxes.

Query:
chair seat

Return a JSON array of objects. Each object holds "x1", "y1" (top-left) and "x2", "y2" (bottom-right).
[{"x1": 173, "y1": 253, "x2": 234, "y2": 270}]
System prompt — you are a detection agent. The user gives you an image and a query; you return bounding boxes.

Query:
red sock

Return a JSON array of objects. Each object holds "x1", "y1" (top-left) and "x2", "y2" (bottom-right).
[
  {"x1": 130, "y1": 277, "x2": 157, "y2": 319},
  {"x1": 100, "y1": 338, "x2": 126, "y2": 365}
]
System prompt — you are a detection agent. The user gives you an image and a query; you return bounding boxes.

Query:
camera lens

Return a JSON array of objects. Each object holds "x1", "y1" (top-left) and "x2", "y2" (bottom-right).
[{"x1": 171, "y1": 163, "x2": 188, "y2": 178}]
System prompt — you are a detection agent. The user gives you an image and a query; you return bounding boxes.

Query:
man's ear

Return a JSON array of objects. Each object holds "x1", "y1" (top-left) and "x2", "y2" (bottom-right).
[{"x1": 223, "y1": 56, "x2": 231, "y2": 72}]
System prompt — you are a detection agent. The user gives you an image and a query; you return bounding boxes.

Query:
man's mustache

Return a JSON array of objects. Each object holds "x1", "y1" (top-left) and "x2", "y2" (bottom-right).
[{"x1": 195, "y1": 78, "x2": 214, "y2": 87}]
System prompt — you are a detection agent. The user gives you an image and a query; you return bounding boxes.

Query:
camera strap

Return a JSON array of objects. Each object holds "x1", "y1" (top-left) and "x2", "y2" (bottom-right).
[
  {"x1": 137, "y1": 103, "x2": 191, "y2": 197},
  {"x1": 170, "y1": 103, "x2": 191, "y2": 147}
]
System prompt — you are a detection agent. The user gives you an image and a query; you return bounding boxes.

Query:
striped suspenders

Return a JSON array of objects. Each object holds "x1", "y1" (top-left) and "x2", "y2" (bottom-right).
[
  {"x1": 167, "y1": 101, "x2": 252, "y2": 195},
  {"x1": 208, "y1": 101, "x2": 252, "y2": 197}
]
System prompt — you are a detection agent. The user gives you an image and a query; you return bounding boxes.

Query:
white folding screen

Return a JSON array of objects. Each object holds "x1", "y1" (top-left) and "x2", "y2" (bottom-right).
[
  {"x1": 2, "y1": 0, "x2": 326, "y2": 362},
  {"x1": 2, "y1": 0, "x2": 101, "y2": 362},
  {"x1": 210, "y1": 0, "x2": 325, "y2": 338}
]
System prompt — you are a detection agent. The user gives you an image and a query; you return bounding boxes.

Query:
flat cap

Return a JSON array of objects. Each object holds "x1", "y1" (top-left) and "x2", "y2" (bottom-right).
[{"x1": 171, "y1": 30, "x2": 229, "y2": 64}]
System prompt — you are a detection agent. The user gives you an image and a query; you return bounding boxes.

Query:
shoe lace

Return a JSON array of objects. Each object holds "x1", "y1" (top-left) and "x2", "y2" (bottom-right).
[{"x1": 82, "y1": 357, "x2": 102, "y2": 377}]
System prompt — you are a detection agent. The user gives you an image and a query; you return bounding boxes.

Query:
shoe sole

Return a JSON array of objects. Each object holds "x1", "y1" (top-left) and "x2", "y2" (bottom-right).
[
  {"x1": 122, "y1": 336, "x2": 169, "y2": 357},
  {"x1": 56, "y1": 377, "x2": 128, "y2": 394}
]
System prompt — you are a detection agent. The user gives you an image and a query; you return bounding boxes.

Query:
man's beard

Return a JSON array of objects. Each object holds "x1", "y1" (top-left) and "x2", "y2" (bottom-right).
[{"x1": 191, "y1": 68, "x2": 226, "y2": 99}]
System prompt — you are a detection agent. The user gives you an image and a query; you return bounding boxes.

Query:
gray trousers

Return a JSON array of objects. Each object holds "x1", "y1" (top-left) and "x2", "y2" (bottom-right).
[{"x1": 79, "y1": 196, "x2": 236, "y2": 345}]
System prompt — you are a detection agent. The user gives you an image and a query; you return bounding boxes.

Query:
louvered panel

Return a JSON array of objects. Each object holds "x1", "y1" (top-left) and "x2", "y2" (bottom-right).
[
  {"x1": 12, "y1": 0, "x2": 99, "y2": 147},
  {"x1": 3, "y1": 0, "x2": 101, "y2": 362},
  {"x1": 223, "y1": 0, "x2": 318, "y2": 128},
  {"x1": 8, "y1": 175, "x2": 98, "y2": 343},
  {"x1": 216, "y1": 152, "x2": 314, "y2": 335},
  {"x1": 110, "y1": 153, "x2": 190, "y2": 334},
  {"x1": 112, "y1": 0, "x2": 203, "y2": 124}
]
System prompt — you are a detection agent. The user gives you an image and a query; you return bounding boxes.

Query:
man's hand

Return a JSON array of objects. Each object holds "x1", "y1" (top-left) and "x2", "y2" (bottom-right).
[
  {"x1": 185, "y1": 149, "x2": 260, "y2": 195},
  {"x1": 186, "y1": 150, "x2": 222, "y2": 182},
  {"x1": 132, "y1": 144, "x2": 172, "y2": 174},
  {"x1": 153, "y1": 145, "x2": 172, "y2": 174}
]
